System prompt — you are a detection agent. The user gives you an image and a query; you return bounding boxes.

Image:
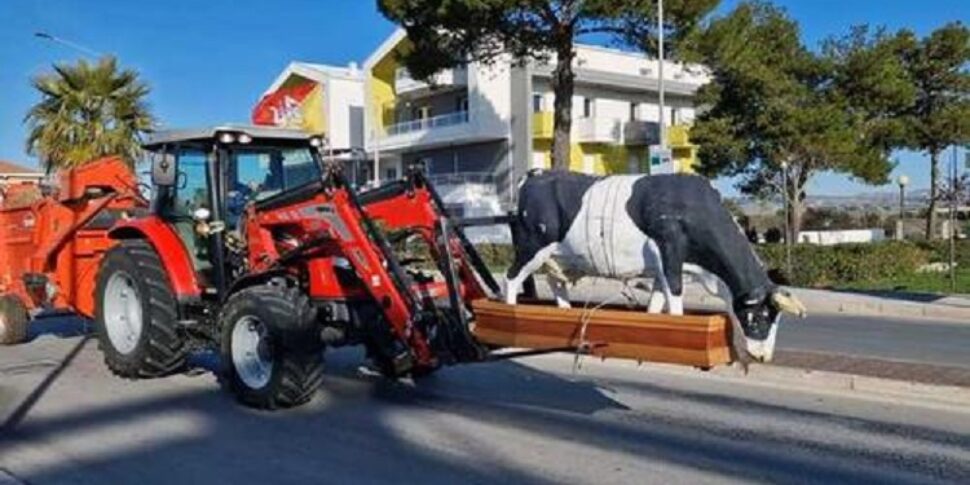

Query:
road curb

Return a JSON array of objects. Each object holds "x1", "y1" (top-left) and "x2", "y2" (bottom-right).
[
  {"x1": 516, "y1": 275, "x2": 970, "y2": 323},
  {"x1": 688, "y1": 290, "x2": 970, "y2": 323}
]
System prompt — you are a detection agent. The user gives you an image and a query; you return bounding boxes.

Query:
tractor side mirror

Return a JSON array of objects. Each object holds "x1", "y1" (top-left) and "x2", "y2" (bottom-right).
[{"x1": 151, "y1": 152, "x2": 177, "y2": 187}]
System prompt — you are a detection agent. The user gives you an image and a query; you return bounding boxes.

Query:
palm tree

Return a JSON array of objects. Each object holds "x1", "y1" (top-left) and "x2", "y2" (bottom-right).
[{"x1": 25, "y1": 56, "x2": 154, "y2": 169}]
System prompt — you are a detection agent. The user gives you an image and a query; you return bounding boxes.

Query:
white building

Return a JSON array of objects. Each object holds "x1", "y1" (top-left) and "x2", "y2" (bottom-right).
[{"x1": 256, "y1": 29, "x2": 709, "y2": 218}]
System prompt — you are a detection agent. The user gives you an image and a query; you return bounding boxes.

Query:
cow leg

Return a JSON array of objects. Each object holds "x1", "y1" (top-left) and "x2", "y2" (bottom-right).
[
  {"x1": 646, "y1": 282, "x2": 666, "y2": 313},
  {"x1": 642, "y1": 241, "x2": 668, "y2": 313},
  {"x1": 543, "y1": 258, "x2": 572, "y2": 308},
  {"x1": 505, "y1": 243, "x2": 557, "y2": 305},
  {"x1": 549, "y1": 277, "x2": 571, "y2": 308},
  {"x1": 656, "y1": 226, "x2": 688, "y2": 316}
]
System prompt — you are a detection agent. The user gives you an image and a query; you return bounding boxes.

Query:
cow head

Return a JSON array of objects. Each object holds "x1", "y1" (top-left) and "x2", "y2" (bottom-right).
[{"x1": 733, "y1": 288, "x2": 806, "y2": 362}]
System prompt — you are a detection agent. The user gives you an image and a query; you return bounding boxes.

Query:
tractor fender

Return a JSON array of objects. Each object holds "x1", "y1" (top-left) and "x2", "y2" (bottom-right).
[{"x1": 108, "y1": 216, "x2": 202, "y2": 299}]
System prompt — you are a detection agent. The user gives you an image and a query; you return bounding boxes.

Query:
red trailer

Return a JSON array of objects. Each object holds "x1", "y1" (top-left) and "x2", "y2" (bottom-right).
[{"x1": 0, "y1": 157, "x2": 145, "y2": 344}]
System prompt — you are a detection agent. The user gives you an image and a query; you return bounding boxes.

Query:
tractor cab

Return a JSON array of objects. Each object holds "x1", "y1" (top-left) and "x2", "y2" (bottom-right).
[{"x1": 141, "y1": 125, "x2": 330, "y2": 294}]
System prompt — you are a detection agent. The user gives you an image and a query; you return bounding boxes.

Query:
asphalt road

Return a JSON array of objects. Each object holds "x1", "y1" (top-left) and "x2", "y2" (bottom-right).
[
  {"x1": 2, "y1": 336, "x2": 969, "y2": 484},
  {"x1": 778, "y1": 313, "x2": 970, "y2": 368},
  {"x1": 526, "y1": 277, "x2": 970, "y2": 369}
]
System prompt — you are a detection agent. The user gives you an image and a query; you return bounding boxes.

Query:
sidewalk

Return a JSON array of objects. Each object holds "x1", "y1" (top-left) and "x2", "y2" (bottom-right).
[
  {"x1": 516, "y1": 276, "x2": 970, "y2": 323},
  {"x1": 777, "y1": 287, "x2": 970, "y2": 322}
]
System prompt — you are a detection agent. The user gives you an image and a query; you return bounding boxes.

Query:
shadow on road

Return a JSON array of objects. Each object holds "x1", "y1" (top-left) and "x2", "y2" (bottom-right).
[{"x1": 2, "y1": 345, "x2": 968, "y2": 484}]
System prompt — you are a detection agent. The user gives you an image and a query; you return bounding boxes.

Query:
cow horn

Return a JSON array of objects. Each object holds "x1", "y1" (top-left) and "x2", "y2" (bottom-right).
[{"x1": 772, "y1": 290, "x2": 807, "y2": 318}]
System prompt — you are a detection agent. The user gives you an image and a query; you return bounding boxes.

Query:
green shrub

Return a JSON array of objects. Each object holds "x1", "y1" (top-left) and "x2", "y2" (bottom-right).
[
  {"x1": 474, "y1": 243, "x2": 516, "y2": 272},
  {"x1": 914, "y1": 240, "x2": 970, "y2": 268},
  {"x1": 471, "y1": 241, "x2": 938, "y2": 289},
  {"x1": 756, "y1": 242, "x2": 930, "y2": 287}
]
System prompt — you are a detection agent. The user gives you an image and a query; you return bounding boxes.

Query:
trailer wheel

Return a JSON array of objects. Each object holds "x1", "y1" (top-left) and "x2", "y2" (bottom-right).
[
  {"x1": 0, "y1": 295, "x2": 29, "y2": 345},
  {"x1": 218, "y1": 285, "x2": 324, "y2": 410},
  {"x1": 94, "y1": 240, "x2": 188, "y2": 378}
]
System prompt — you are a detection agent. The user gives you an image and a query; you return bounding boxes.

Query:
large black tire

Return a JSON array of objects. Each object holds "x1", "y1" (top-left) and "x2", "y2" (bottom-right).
[
  {"x1": 218, "y1": 285, "x2": 324, "y2": 410},
  {"x1": 0, "y1": 295, "x2": 29, "y2": 345},
  {"x1": 94, "y1": 240, "x2": 188, "y2": 378}
]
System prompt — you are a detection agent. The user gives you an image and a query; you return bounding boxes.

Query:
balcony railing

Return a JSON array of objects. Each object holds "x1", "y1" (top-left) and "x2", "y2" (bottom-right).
[
  {"x1": 624, "y1": 120, "x2": 660, "y2": 145},
  {"x1": 395, "y1": 66, "x2": 468, "y2": 96},
  {"x1": 384, "y1": 111, "x2": 470, "y2": 136},
  {"x1": 575, "y1": 117, "x2": 622, "y2": 143},
  {"x1": 425, "y1": 172, "x2": 498, "y2": 188}
]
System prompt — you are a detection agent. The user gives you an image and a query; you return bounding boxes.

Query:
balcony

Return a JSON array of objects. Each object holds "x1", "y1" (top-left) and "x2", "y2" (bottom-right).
[
  {"x1": 374, "y1": 109, "x2": 507, "y2": 152},
  {"x1": 624, "y1": 120, "x2": 660, "y2": 145},
  {"x1": 384, "y1": 111, "x2": 469, "y2": 136},
  {"x1": 575, "y1": 117, "x2": 622, "y2": 144},
  {"x1": 395, "y1": 66, "x2": 468, "y2": 97}
]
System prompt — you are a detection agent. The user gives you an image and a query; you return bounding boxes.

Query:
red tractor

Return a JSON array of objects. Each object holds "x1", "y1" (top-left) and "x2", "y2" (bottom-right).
[
  {"x1": 91, "y1": 125, "x2": 499, "y2": 408},
  {"x1": 2, "y1": 125, "x2": 732, "y2": 410}
]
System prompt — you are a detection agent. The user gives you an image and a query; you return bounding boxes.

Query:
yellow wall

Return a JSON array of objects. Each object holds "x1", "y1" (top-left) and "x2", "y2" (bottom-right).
[
  {"x1": 533, "y1": 112, "x2": 554, "y2": 139},
  {"x1": 368, "y1": 40, "x2": 412, "y2": 132},
  {"x1": 531, "y1": 123, "x2": 696, "y2": 176},
  {"x1": 668, "y1": 125, "x2": 698, "y2": 174},
  {"x1": 532, "y1": 140, "x2": 648, "y2": 175}
]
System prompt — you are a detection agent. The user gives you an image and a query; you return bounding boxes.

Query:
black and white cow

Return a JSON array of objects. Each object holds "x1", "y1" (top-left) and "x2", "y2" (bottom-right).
[{"x1": 505, "y1": 171, "x2": 806, "y2": 362}]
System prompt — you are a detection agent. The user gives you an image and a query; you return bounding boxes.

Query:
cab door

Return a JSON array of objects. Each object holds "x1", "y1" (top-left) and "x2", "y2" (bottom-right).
[{"x1": 166, "y1": 147, "x2": 215, "y2": 280}]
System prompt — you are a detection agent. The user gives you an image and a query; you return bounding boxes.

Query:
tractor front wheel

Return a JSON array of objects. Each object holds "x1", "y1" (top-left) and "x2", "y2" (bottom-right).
[
  {"x1": 0, "y1": 294, "x2": 29, "y2": 345},
  {"x1": 218, "y1": 285, "x2": 324, "y2": 410},
  {"x1": 94, "y1": 240, "x2": 188, "y2": 378}
]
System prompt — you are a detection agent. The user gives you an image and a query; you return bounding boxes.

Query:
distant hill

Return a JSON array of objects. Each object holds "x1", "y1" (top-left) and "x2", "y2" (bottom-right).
[{"x1": 733, "y1": 189, "x2": 933, "y2": 215}]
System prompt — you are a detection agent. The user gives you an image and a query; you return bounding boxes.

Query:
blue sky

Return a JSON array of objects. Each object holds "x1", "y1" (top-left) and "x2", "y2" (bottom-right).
[{"x1": 0, "y1": 0, "x2": 966, "y2": 196}]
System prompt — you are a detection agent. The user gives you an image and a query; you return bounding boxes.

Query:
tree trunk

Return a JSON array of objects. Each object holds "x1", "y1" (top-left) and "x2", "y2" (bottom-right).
[
  {"x1": 785, "y1": 168, "x2": 808, "y2": 244},
  {"x1": 926, "y1": 150, "x2": 939, "y2": 240},
  {"x1": 550, "y1": 40, "x2": 576, "y2": 171},
  {"x1": 789, "y1": 194, "x2": 804, "y2": 244}
]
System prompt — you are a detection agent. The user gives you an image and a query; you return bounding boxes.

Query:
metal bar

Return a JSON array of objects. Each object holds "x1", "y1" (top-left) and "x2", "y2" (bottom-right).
[
  {"x1": 484, "y1": 343, "x2": 607, "y2": 362},
  {"x1": 454, "y1": 215, "x2": 513, "y2": 227}
]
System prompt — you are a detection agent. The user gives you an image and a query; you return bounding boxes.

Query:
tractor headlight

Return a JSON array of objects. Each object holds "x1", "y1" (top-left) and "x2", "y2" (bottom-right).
[
  {"x1": 218, "y1": 132, "x2": 236, "y2": 144},
  {"x1": 237, "y1": 133, "x2": 253, "y2": 144},
  {"x1": 309, "y1": 136, "x2": 323, "y2": 148}
]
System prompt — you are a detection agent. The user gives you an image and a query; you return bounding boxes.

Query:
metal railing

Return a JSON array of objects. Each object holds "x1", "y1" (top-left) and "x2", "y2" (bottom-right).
[
  {"x1": 424, "y1": 172, "x2": 497, "y2": 187},
  {"x1": 385, "y1": 111, "x2": 470, "y2": 136}
]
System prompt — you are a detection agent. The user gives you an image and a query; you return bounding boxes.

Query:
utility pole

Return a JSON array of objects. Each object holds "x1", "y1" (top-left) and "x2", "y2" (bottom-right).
[
  {"x1": 950, "y1": 145, "x2": 958, "y2": 292},
  {"x1": 897, "y1": 174, "x2": 909, "y2": 241},
  {"x1": 657, "y1": 0, "x2": 666, "y2": 151},
  {"x1": 34, "y1": 32, "x2": 102, "y2": 57}
]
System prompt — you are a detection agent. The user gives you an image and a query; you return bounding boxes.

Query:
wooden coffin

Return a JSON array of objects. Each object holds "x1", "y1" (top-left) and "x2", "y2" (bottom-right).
[{"x1": 471, "y1": 299, "x2": 733, "y2": 368}]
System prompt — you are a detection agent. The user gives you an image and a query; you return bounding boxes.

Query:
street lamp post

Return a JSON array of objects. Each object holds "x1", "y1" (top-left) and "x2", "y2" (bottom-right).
[
  {"x1": 34, "y1": 32, "x2": 102, "y2": 57},
  {"x1": 897, "y1": 174, "x2": 909, "y2": 241},
  {"x1": 657, "y1": 0, "x2": 665, "y2": 152}
]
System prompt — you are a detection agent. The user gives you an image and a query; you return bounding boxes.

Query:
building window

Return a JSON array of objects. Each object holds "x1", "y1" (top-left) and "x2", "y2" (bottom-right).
[
  {"x1": 456, "y1": 95, "x2": 468, "y2": 113},
  {"x1": 532, "y1": 93, "x2": 544, "y2": 113},
  {"x1": 671, "y1": 108, "x2": 680, "y2": 126},
  {"x1": 384, "y1": 167, "x2": 398, "y2": 180},
  {"x1": 418, "y1": 156, "x2": 433, "y2": 173},
  {"x1": 583, "y1": 98, "x2": 594, "y2": 118},
  {"x1": 412, "y1": 105, "x2": 431, "y2": 121},
  {"x1": 629, "y1": 102, "x2": 639, "y2": 121}
]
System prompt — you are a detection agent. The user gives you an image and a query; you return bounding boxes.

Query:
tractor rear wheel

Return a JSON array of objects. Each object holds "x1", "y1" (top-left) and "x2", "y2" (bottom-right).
[
  {"x1": 0, "y1": 295, "x2": 29, "y2": 345},
  {"x1": 218, "y1": 285, "x2": 324, "y2": 410},
  {"x1": 94, "y1": 240, "x2": 188, "y2": 378}
]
